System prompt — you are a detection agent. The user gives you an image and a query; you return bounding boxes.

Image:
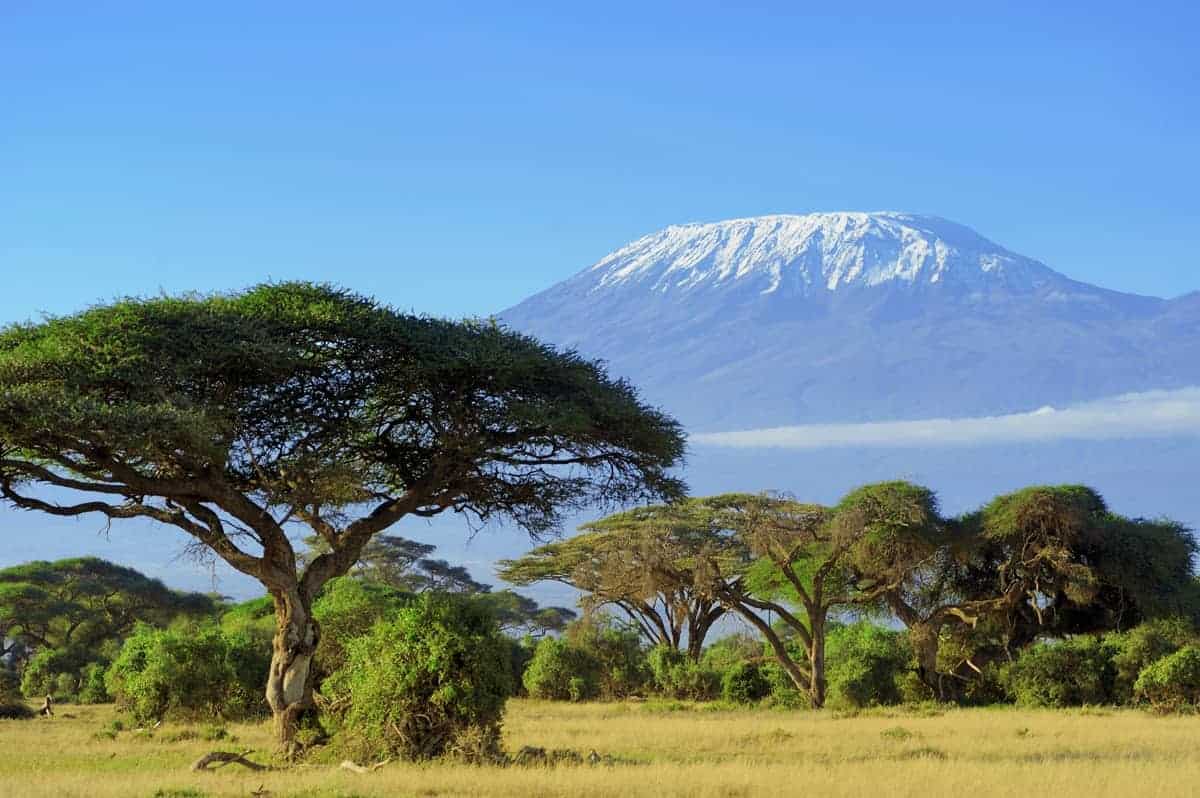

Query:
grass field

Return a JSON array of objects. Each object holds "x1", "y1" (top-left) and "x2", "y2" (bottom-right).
[{"x1": 1, "y1": 700, "x2": 1198, "y2": 797}]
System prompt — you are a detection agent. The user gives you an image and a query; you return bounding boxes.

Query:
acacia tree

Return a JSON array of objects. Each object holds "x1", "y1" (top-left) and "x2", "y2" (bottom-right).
[
  {"x1": 497, "y1": 524, "x2": 726, "y2": 659},
  {"x1": 0, "y1": 558, "x2": 214, "y2": 660},
  {"x1": 0, "y1": 283, "x2": 685, "y2": 750},
  {"x1": 575, "y1": 495, "x2": 859, "y2": 707},
  {"x1": 837, "y1": 483, "x2": 1198, "y2": 700},
  {"x1": 946, "y1": 488, "x2": 1198, "y2": 677}
]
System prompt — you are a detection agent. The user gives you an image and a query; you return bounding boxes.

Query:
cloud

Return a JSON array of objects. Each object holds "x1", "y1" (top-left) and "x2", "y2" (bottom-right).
[{"x1": 691, "y1": 387, "x2": 1200, "y2": 450}]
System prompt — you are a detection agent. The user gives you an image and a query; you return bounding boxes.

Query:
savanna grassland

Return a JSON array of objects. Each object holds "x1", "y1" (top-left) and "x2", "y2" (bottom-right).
[{"x1": 2, "y1": 700, "x2": 1197, "y2": 798}]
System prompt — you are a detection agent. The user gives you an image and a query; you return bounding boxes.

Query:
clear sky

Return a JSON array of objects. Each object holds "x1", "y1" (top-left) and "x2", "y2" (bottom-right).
[{"x1": 2, "y1": 1, "x2": 1197, "y2": 326}]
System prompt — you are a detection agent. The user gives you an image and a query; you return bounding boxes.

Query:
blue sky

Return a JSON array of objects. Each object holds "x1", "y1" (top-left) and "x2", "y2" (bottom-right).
[{"x1": 2, "y1": 1, "x2": 1197, "y2": 327}]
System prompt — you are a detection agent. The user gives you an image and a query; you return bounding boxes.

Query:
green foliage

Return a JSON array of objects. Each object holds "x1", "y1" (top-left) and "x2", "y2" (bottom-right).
[
  {"x1": 700, "y1": 633, "x2": 762, "y2": 675},
  {"x1": 647, "y1": 645, "x2": 720, "y2": 701},
  {"x1": 105, "y1": 624, "x2": 269, "y2": 722},
  {"x1": 721, "y1": 661, "x2": 771, "y2": 704},
  {"x1": 0, "y1": 665, "x2": 30, "y2": 719},
  {"x1": 311, "y1": 577, "x2": 412, "y2": 678},
  {"x1": 1134, "y1": 645, "x2": 1200, "y2": 712},
  {"x1": 1106, "y1": 618, "x2": 1197, "y2": 704},
  {"x1": 218, "y1": 596, "x2": 275, "y2": 644},
  {"x1": 321, "y1": 592, "x2": 513, "y2": 762},
  {"x1": 77, "y1": 661, "x2": 110, "y2": 704},
  {"x1": 0, "y1": 283, "x2": 686, "y2": 541},
  {"x1": 564, "y1": 617, "x2": 650, "y2": 699},
  {"x1": 1003, "y1": 636, "x2": 1116, "y2": 708},
  {"x1": 19, "y1": 646, "x2": 106, "y2": 701},
  {"x1": 825, "y1": 622, "x2": 913, "y2": 709},
  {"x1": 1, "y1": 558, "x2": 216, "y2": 702},
  {"x1": 522, "y1": 638, "x2": 601, "y2": 702}
]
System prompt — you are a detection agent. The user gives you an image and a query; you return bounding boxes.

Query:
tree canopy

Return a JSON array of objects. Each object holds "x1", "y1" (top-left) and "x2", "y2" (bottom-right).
[
  {"x1": 0, "y1": 557, "x2": 214, "y2": 659},
  {"x1": 0, "y1": 283, "x2": 686, "y2": 749}
]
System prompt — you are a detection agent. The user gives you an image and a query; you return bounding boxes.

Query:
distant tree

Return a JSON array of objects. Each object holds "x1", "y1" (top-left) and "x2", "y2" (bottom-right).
[
  {"x1": 0, "y1": 283, "x2": 685, "y2": 751},
  {"x1": 498, "y1": 523, "x2": 726, "y2": 659},
  {"x1": 573, "y1": 495, "x2": 851, "y2": 707},
  {"x1": 0, "y1": 557, "x2": 216, "y2": 697},
  {"x1": 840, "y1": 484, "x2": 1198, "y2": 700},
  {"x1": 298, "y1": 534, "x2": 436, "y2": 588},
  {"x1": 476, "y1": 590, "x2": 576, "y2": 638},
  {"x1": 301, "y1": 533, "x2": 576, "y2": 635}
]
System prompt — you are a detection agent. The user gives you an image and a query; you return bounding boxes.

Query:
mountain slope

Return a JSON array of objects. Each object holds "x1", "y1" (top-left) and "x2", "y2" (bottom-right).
[{"x1": 502, "y1": 212, "x2": 1199, "y2": 430}]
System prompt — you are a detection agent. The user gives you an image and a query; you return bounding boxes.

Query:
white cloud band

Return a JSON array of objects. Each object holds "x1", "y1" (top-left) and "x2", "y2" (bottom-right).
[{"x1": 692, "y1": 387, "x2": 1200, "y2": 449}]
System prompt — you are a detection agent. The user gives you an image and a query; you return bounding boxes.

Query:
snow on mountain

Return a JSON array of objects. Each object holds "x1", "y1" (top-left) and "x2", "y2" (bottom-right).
[
  {"x1": 588, "y1": 212, "x2": 1055, "y2": 295},
  {"x1": 502, "y1": 213, "x2": 1199, "y2": 431}
]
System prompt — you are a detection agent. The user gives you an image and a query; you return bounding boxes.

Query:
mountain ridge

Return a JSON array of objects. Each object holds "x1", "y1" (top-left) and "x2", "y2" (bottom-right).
[{"x1": 502, "y1": 212, "x2": 1199, "y2": 431}]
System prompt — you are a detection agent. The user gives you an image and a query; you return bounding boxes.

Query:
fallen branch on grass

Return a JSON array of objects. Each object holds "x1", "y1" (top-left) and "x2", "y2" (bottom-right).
[{"x1": 190, "y1": 750, "x2": 271, "y2": 772}]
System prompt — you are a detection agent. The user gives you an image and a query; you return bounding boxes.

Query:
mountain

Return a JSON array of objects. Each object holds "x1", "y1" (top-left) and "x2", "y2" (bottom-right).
[{"x1": 503, "y1": 212, "x2": 1200, "y2": 430}]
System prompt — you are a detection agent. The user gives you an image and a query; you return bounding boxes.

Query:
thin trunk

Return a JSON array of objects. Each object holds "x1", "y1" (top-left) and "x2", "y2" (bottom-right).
[
  {"x1": 266, "y1": 586, "x2": 319, "y2": 755},
  {"x1": 730, "y1": 603, "x2": 810, "y2": 696},
  {"x1": 808, "y1": 615, "x2": 826, "y2": 709}
]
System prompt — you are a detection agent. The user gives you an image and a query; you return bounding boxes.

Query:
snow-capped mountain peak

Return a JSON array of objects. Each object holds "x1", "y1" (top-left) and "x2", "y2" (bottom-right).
[{"x1": 587, "y1": 212, "x2": 1054, "y2": 296}]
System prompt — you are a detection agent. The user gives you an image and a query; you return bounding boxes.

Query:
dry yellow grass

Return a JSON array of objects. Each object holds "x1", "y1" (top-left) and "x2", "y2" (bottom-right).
[{"x1": 1, "y1": 699, "x2": 1198, "y2": 797}]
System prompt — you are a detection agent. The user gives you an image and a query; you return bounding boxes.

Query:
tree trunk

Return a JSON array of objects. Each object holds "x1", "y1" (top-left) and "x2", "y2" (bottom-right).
[
  {"x1": 908, "y1": 623, "x2": 943, "y2": 700},
  {"x1": 731, "y1": 604, "x2": 810, "y2": 698},
  {"x1": 266, "y1": 586, "x2": 319, "y2": 755},
  {"x1": 808, "y1": 617, "x2": 826, "y2": 709}
]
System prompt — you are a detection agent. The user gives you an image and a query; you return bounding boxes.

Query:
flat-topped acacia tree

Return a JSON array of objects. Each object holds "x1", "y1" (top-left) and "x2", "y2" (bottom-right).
[{"x1": 0, "y1": 283, "x2": 686, "y2": 750}]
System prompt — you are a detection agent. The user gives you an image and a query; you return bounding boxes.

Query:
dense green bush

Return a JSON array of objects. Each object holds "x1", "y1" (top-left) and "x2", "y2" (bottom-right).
[
  {"x1": 1107, "y1": 618, "x2": 1196, "y2": 704},
  {"x1": 565, "y1": 617, "x2": 650, "y2": 699},
  {"x1": 105, "y1": 624, "x2": 269, "y2": 722},
  {"x1": 505, "y1": 636, "x2": 537, "y2": 697},
  {"x1": 18, "y1": 645, "x2": 114, "y2": 702},
  {"x1": 721, "y1": 661, "x2": 771, "y2": 704},
  {"x1": 0, "y1": 666, "x2": 31, "y2": 719},
  {"x1": 218, "y1": 596, "x2": 276, "y2": 644},
  {"x1": 77, "y1": 661, "x2": 110, "y2": 704},
  {"x1": 1134, "y1": 645, "x2": 1200, "y2": 712},
  {"x1": 1003, "y1": 636, "x2": 1116, "y2": 708},
  {"x1": 311, "y1": 577, "x2": 412, "y2": 678},
  {"x1": 825, "y1": 622, "x2": 913, "y2": 709},
  {"x1": 20, "y1": 648, "x2": 78, "y2": 699},
  {"x1": 321, "y1": 592, "x2": 513, "y2": 762},
  {"x1": 760, "y1": 635, "x2": 808, "y2": 706},
  {"x1": 523, "y1": 637, "x2": 601, "y2": 701},
  {"x1": 701, "y1": 634, "x2": 762, "y2": 675},
  {"x1": 647, "y1": 645, "x2": 720, "y2": 700}
]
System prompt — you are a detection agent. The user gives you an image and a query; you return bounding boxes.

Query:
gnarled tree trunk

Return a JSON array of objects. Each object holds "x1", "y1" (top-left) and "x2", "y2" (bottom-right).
[{"x1": 266, "y1": 586, "x2": 319, "y2": 755}]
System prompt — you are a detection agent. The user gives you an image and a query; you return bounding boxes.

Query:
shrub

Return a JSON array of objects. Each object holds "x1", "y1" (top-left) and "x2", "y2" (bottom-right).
[
  {"x1": 0, "y1": 668, "x2": 31, "y2": 719},
  {"x1": 722, "y1": 661, "x2": 771, "y2": 704},
  {"x1": 1003, "y1": 636, "x2": 1115, "y2": 708},
  {"x1": 311, "y1": 577, "x2": 412, "y2": 679},
  {"x1": 647, "y1": 645, "x2": 720, "y2": 701},
  {"x1": 321, "y1": 593, "x2": 513, "y2": 762},
  {"x1": 701, "y1": 634, "x2": 762, "y2": 675},
  {"x1": 20, "y1": 647, "x2": 88, "y2": 700},
  {"x1": 77, "y1": 662, "x2": 110, "y2": 704},
  {"x1": 505, "y1": 636, "x2": 537, "y2": 697},
  {"x1": 523, "y1": 637, "x2": 601, "y2": 701},
  {"x1": 760, "y1": 636, "x2": 808, "y2": 706},
  {"x1": 105, "y1": 624, "x2": 269, "y2": 722},
  {"x1": 1134, "y1": 645, "x2": 1200, "y2": 712},
  {"x1": 1107, "y1": 618, "x2": 1196, "y2": 704},
  {"x1": 565, "y1": 617, "x2": 650, "y2": 699},
  {"x1": 825, "y1": 622, "x2": 913, "y2": 709}
]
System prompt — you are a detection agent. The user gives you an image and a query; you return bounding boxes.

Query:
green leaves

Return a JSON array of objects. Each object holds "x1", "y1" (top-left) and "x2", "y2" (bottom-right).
[{"x1": 0, "y1": 282, "x2": 687, "y2": 582}]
